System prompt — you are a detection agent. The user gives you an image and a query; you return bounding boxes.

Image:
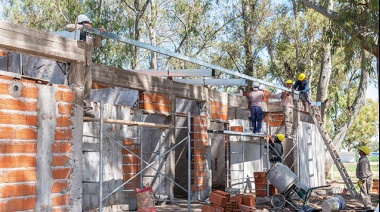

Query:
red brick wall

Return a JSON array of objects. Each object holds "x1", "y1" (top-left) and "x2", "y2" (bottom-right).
[
  {"x1": 263, "y1": 112, "x2": 284, "y2": 127},
  {"x1": 121, "y1": 139, "x2": 141, "y2": 199},
  {"x1": 191, "y1": 115, "x2": 208, "y2": 193},
  {"x1": 0, "y1": 75, "x2": 74, "y2": 211},
  {"x1": 139, "y1": 91, "x2": 171, "y2": 115},
  {"x1": 210, "y1": 102, "x2": 228, "y2": 121}
]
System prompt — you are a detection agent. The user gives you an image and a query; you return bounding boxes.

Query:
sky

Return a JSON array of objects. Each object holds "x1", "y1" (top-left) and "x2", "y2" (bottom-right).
[{"x1": 366, "y1": 83, "x2": 379, "y2": 101}]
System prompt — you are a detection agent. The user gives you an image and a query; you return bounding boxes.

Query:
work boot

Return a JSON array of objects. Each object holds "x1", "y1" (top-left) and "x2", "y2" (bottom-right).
[{"x1": 84, "y1": 110, "x2": 95, "y2": 118}]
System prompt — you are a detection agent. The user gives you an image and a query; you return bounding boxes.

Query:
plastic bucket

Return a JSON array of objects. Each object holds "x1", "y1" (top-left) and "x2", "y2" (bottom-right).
[{"x1": 321, "y1": 195, "x2": 346, "y2": 212}]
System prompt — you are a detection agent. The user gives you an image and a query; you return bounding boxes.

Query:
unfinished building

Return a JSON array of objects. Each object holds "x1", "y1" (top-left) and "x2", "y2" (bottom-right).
[{"x1": 0, "y1": 20, "x2": 331, "y2": 211}]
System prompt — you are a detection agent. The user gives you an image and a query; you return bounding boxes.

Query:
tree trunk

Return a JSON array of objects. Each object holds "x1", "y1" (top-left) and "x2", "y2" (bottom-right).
[
  {"x1": 316, "y1": 44, "x2": 332, "y2": 127},
  {"x1": 324, "y1": 51, "x2": 369, "y2": 177},
  {"x1": 149, "y1": 0, "x2": 157, "y2": 70},
  {"x1": 242, "y1": 0, "x2": 255, "y2": 79}
]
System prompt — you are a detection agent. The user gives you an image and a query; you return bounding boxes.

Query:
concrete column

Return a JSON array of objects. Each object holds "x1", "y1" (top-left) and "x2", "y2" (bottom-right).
[
  {"x1": 35, "y1": 85, "x2": 57, "y2": 212},
  {"x1": 67, "y1": 62, "x2": 85, "y2": 211}
]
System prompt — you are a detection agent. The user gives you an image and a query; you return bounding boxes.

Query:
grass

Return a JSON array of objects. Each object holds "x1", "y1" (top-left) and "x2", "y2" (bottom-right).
[{"x1": 329, "y1": 162, "x2": 379, "y2": 182}]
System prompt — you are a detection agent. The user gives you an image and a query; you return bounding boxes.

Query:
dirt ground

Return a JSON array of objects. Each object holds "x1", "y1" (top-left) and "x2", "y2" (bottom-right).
[{"x1": 155, "y1": 183, "x2": 379, "y2": 212}]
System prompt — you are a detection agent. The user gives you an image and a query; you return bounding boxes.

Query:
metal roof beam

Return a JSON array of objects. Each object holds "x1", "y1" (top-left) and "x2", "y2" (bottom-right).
[
  {"x1": 173, "y1": 79, "x2": 246, "y2": 86},
  {"x1": 84, "y1": 27, "x2": 296, "y2": 93},
  {"x1": 129, "y1": 69, "x2": 215, "y2": 77}
]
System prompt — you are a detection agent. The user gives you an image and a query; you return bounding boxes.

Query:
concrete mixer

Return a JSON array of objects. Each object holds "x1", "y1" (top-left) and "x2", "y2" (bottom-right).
[{"x1": 267, "y1": 163, "x2": 330, "y2": 211}]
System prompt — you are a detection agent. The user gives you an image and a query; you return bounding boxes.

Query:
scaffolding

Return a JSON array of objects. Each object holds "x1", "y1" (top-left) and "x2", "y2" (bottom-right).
[
  {"x1": 83, "y1": 100, "x2": 194, "y2": 212},
  {"x1": 207, "y1": 124, "x2": 271, "y2": 196}
]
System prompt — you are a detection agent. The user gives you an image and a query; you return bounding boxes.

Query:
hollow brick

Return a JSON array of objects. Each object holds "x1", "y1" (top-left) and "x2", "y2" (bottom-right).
[
  {"x1": 0, "y1": 169, "x2": 37, "y2": 183},
  {"x1": 0, "y1": 98, "x2": 37, "y2": 111},
  {"x1": 0, "y1": 183, "x2": 36, "y2": 198},
  {"x1": 52, "y1": 194, "x2": 69, "y2": 206},
  {"x1": 57, "y1": 104, "x2": 73, "y2": 115},
  {"x1": 52, "y1": 168, "x2": 71, "y2": 179},
  {"x1": 0, "y1": 142, "x2": 36, "y2": 154},
  {"x1": 52, "y1": 181, "x2": 68, "y2": 193},
  {"x1": 52, "y1": 155, "x2": 69, "y2": 167},
  {"x1": 0, "y1": 196, "x2": 36, "y2": 211},
  {"x1": 0, "y1": 156, "x2": 36, "y2": 168},
  {"x1": 52, "y1": 142, "x2": 72, "y2": 153}
]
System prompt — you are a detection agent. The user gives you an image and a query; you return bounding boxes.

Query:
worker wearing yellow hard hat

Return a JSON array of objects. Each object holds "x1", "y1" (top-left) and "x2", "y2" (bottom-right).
[
  {"x1": 264, "y1": 134, "x2": 284, "y2": 164},
  {"x1": 356, "y1": 145, "x2": 373, "y2": 209},
  {"x1": 281, "y1": 79, "x2": 294, "y2": 139},
  {"x1": 293, "y1": 73, "x2": 311, "y2": 105}
]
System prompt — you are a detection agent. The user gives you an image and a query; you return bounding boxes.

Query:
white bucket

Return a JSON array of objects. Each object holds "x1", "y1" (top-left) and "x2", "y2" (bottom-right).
[{"x1": 321, "y1": 195, "x2": 346, "y2": 212}]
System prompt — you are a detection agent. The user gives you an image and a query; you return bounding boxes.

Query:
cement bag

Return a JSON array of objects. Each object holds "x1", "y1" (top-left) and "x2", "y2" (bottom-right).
[{"x1": 136, "y1": 186, "x2": 156, "y2": 212}]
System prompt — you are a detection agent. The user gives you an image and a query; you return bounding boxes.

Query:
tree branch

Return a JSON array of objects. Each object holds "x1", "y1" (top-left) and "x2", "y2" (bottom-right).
[{"x1": 300, "y1": 0, "x2": 379, "y2": 59}]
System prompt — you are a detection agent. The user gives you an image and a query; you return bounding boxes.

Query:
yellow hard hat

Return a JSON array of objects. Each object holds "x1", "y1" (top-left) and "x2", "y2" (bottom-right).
[
  {"x1": 277, "y1": 134, "x2": 285, "y2": 142},
  {"x1": 358, "y1": 146, "x2": 370, "y2": 155},
  {"x1": 298, "y1": 73, "x2": 306, "y2": 81},
  {"x1": 286, "y1": 79, "x2": 293, "y2": 84}
]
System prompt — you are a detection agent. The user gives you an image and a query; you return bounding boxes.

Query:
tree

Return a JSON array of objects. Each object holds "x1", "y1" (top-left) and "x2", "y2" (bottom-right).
[{"x1": 341, "y1": 99, "x2": 379, "y2": 151}]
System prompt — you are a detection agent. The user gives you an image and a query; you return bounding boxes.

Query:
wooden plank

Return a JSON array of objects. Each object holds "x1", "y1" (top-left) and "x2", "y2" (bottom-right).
[
  {"x1": 83, "y1": 117, "x2": 171, "y2": 128},
  {"x1": 0, "y1": 20, "x2": 85, "y2": 62}
]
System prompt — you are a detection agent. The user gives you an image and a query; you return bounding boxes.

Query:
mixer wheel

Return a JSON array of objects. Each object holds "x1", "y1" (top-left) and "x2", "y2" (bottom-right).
[{"x1": 271, "y1": 194, "x2": 286, "y2": 208}]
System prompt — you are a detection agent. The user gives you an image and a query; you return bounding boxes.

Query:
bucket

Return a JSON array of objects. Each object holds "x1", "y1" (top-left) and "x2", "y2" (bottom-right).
[
  {"x1": 321, "y1": 195, "x2": 346, "y2": 212},
  {"x1": 267, "y1": 163, "x2": 298, "y2": 193}
]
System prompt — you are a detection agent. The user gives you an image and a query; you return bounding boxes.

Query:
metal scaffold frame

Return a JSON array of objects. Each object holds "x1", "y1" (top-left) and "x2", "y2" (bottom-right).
[
  {"x1": 207, "y1": 124, "x2": 271, "y2": 195},
  {"x1": 83, "y1": 100, "x2": 193, "y2": 212}
]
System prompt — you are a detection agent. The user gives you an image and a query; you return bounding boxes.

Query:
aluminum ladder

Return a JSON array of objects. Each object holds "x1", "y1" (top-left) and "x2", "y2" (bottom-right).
[{"x1": 308, "y1": 104, "x2": 358, "y2": 197}]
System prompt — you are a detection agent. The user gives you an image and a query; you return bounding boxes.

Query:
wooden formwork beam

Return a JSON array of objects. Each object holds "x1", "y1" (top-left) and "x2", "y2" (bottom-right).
[{"x1": 0, "y1": 20, "x2": 85, "y2": 63}]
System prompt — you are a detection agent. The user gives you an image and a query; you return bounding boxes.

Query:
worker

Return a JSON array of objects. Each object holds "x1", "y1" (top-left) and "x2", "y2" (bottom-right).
[
  {"x1": 264, "y1": 134, "x2": 284, "y2": 164},
  {"x1": 248, "y1": 82, "x2": 264, "y2": 133},
  {"x1": 356, "y1": 145, "x2": 373, "y2": 209},
  {"x1": 293, "y1": 73, "x2": 311, "y2": 105},
  {"x1": 65, "y1": 14, "x2": 105, "y2": 118},
  {"x1": 281, "y1": 79, "x2": 294, "y2": 138}
]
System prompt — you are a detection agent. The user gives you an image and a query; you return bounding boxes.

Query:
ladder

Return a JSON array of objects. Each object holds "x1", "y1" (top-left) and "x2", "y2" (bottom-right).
[{"x1": 308, "y1": 104, "x2": 358, "y2": 197}]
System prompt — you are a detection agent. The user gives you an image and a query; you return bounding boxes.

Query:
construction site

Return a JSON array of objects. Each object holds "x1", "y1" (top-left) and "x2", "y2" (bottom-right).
[{"x1": 0, "y1": 20, "x2": 379, "y2": 212}]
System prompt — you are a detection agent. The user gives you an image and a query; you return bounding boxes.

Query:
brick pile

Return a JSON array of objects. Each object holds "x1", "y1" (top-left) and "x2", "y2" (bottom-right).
[
  {"x1": 202, "y1": 190, "x2": 256, "y2": 212},
  {"x1": 253, "y1": 172, "x2": 278, "y2": 197},
  {"x1": 139, "y1": 91, "x2": 171, "y2": 115}
]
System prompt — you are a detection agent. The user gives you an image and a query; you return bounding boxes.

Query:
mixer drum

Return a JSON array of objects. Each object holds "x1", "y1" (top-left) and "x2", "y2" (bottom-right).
[{"x1": 267, "y1": 163, "x2": 298, "y2": 193}]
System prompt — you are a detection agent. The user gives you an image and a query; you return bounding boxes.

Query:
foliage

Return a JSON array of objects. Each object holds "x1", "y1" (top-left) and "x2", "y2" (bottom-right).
[{"x1": 341, "y1": 99, "x2": 379, "y2": 151}]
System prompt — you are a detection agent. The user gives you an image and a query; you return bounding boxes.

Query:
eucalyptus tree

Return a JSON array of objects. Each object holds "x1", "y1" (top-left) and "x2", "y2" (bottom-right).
[{"x1": 340, "y1": 99, "x2": 379, "y2": 151}]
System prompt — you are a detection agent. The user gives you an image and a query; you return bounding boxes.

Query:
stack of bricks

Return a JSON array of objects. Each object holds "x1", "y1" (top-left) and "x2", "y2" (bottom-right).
[
  {"x1": 253, "y1": 172, "x2": 267, "y2": 197},
  {"x1": 263, "y1": 111, "x2": 284, "y2": 127},
  {"x1": 138, "y1": 91, "x2": 171, "y2": 115},
  {"x1": 0, "y1": 75, "x2": 74, "y2": 211},
  {"x1": 210, "y1": 101, "x2": 228, "y2": 122},
  {"x1": 191, "y1": 115, "x2": 208, "y2": 193},
  {"x1": 121, "y1": 138, "x2": 141, "y2": 199},
  {"x1": 373, "y1": 179, "x2": 379, "y2": 193},
  {"x1": 230, "y1": 126, "x2": 243, "y2": 132},
  {"x1": 202, "y1": 190, "x2": 256, "y2": 212},
  {"x1": 269, "y1": 184, "x2": 278, "y2": 196}
]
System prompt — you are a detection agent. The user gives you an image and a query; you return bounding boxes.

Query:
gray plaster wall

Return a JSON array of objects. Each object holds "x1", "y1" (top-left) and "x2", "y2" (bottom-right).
[{"x1": 297, "y1": 121, "x2": 325, "y2": 187}]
